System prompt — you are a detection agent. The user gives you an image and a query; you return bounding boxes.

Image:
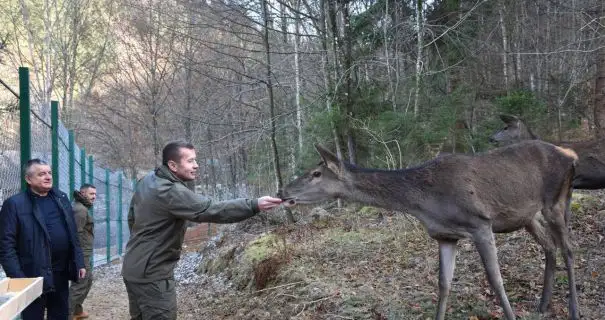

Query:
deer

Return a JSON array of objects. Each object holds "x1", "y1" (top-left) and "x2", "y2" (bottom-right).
[
  {"x1": 279, "y1": 141, "x2": 580, "y2": 320},
  {"x1": 490, "y1": 114, "x2": 605, "y2": 190}
]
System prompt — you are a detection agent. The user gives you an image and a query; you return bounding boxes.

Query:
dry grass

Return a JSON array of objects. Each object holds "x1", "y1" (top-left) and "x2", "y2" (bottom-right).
[{"x1": 85, "y1": 190, "x2": 605, "y2": 320}]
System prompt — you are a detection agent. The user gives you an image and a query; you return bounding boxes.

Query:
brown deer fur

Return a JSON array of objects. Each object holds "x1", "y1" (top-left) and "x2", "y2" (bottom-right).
[
  {"x1": 490, "y1": 114, "x2": 605, "y2": 189},
  {"x1": 280, "y1": 141, "x2": 579, "y2": 320}
]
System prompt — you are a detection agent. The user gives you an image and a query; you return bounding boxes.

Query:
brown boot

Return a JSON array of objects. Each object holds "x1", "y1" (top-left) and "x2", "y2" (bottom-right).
[{"x1": 73, "y1": 311, "x2": 90, "y2": 319}]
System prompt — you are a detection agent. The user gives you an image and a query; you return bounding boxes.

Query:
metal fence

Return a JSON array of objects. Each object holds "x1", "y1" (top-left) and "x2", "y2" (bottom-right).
[{"x1": 0, "y1": 67, "x2": 134, "y2": 269}]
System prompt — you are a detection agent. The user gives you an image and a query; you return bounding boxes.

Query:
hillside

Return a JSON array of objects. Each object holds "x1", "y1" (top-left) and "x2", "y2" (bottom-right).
[{"x1": 86, "y1": 190, "x2": 604, "y2": 319}]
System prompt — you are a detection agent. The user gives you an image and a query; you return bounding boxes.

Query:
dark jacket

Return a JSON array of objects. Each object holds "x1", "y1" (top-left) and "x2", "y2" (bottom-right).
[
  {"x1": 122, "y1": 165, "x2": 259, "y2": 283},
  {"x1": 0, "y1": 188, "x2": 85, "y2": 293},
  {"x1": 72, "y1": 191, "x2": 94, "y2": 259}
]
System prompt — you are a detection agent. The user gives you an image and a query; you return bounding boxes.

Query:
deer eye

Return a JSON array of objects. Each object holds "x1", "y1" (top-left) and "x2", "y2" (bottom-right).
[{"x1": 312, "y1": 171, "x2": 321, "y2": 178}]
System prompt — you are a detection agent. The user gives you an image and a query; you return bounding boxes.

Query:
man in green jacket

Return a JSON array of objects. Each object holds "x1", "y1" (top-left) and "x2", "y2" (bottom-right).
[
  {"x1": 69, "y1": 183, "x2": 97, "y2": 319},
  {"x1": 122, "y1": 140, "x2": 283, "y2": 320}
]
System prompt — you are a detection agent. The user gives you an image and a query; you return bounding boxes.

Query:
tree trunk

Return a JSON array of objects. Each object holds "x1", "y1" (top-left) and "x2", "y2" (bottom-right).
[
  {"x1": 384, "y1": 0, "x2": 395, "y2": 111},
  {"x1": 413, "y1": 0, "x2": 423, "y2": 116},
  {"x1": 320, "y1": 0, "x2": 344, "y2": 160},
  {"x1": 594, "y1": 48, "x2": 605, "y2": 137},
  {"x1": 262, "y1": 0, "x2": 294, "y2": 223},
  {"x1": 341, "y1": 0, "x2": 356, "y2": 164},
  {"x1": 207, "y1": 127, "x2": 217, "y2": 197},
  {"x1": 499, "y1": 1, "x2": 510, "y2": 93},
  {"x1": 293, "y1": 0, "x2": 303, "y2": 158}
]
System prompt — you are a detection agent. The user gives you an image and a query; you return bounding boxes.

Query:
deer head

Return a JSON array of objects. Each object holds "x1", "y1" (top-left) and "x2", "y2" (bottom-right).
[
  {"x1": 281, "y1": 144, "x2": 348, "y2": 205},
  {"x1": 489, "y1": 114, "x2": 535, "y2": 145}
]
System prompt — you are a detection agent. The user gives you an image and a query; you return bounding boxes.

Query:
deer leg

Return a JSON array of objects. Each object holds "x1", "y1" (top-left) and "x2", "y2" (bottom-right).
[
  {"x1": 473, "y1": 231, "x2": 516, "y2": 320},
  {"x1": 435, "y1": 240, "x2": 458, "y2": 320},
  {"x1": 525, "y1": 217, "x2": 557, "y2": 313},
  {"x1": 564, "y1": 190, "x2": 573, "y2": 233},
  {"x1": 550, "y1": 212, "x2": 580, "y2": 320}
]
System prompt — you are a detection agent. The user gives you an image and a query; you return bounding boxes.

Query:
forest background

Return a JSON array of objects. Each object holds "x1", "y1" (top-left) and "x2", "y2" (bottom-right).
[{"x1": 1, "y1": 0, "x2": 604, "y2": 220}]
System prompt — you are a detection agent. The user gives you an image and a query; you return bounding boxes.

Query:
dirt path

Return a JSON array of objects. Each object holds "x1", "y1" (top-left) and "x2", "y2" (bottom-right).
[
  {"x1": 84, "y1": 263, "x2": 130, "y2": 319},
  {"x1": 84, "y1": 246, "x2": 207, "y2": 320}
]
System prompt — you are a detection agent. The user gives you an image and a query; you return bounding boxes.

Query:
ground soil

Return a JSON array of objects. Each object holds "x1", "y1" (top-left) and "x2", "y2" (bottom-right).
[{"x1": 83, "y1": 190, "x2": 605, "y2": 320}]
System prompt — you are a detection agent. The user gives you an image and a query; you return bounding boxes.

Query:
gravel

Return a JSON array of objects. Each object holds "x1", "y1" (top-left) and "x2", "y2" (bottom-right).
[{"x1": 174, "y1": 252, "x2": 203, "y2": 285}]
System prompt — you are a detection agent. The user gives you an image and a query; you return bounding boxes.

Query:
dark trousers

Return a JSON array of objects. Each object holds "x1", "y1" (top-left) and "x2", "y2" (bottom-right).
[
  {"x1": 123, "y1": 278, "x2": 177, "y2": 320},
  {"x1": 22, "y1": 271, "x2": 70, "y2": 320}
]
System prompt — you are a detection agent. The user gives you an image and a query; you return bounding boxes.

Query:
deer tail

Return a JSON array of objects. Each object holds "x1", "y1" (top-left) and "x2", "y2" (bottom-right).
[{"x1": 555, "y1": 146, "x2": 579, "y2": 166}]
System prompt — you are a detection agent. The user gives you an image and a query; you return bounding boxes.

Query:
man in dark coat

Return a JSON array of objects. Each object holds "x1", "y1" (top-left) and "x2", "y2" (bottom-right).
[
  {"x1": 69, "y1": 183, "x2": 97, "y2": 319},
  {"x1": 0, "y1": 159, "x2": 86, "y2": 320},
  {"x1": 122, "y1": 140, "x2": 283, "y2": 320}
]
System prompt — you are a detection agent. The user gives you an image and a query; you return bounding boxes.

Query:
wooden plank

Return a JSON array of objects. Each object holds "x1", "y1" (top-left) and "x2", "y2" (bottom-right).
[{"x1": 0, "y1": 278, "x2": 43, "y2": 320}]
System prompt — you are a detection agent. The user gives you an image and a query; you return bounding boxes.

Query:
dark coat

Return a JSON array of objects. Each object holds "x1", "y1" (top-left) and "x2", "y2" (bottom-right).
[{"x1": 0, "y1": 188, "x2": 85, "y2": 293}]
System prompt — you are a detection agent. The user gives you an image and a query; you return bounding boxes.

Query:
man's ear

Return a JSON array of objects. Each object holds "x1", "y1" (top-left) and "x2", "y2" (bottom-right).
[
  {"x1": 314, "y1": 144, "x2": 343, "y2": 175},
  {"x1": 167, "y1": 160, "x2": 178, "y2": 172}
]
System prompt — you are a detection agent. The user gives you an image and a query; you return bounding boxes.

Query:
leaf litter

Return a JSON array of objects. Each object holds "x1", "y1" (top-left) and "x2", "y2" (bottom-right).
[{"x1": 83, "y1": 190, "x2": 605, "y2": 319}]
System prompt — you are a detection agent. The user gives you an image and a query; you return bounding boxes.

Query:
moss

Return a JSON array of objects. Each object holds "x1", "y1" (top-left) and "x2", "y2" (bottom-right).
[
  {"x1": 570, "y1": 201, "x2": 582, "y2": 215},
  {"x1": 570, "y1": 193, "x2": 601, "y2": 217},
  {"x1": 244, "y1": 233, "x2": 287, "y2": 263},
  {"x1": 326, "y1": 228, "x2": 394, "y2": 246},
  {"x1": 357, "y1": 206, "x2": 382, "y2": 218}
]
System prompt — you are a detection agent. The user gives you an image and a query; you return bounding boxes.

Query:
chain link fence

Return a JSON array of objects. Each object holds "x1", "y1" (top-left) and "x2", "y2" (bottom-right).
[{"x1": 0, "y1": 67, "x2": 134, "y2": 274}]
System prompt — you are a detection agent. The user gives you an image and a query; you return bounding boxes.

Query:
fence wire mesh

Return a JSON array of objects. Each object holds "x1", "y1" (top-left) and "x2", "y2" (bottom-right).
[
  {"x1": 74, "y1": 144, "x2": 82, "y2": 192},
  {"x1": 58, "y1": 122, "x2": 70, "y2": 193},
  {"x1": 30, "y1": 108, "x2": 52, "y2": 164},
  {"x1": 0, "y1": 69, "x2": 134, "y2": 272},
  {"x1": 0, "y1": 112, "x2": 20, "y2": 205}
]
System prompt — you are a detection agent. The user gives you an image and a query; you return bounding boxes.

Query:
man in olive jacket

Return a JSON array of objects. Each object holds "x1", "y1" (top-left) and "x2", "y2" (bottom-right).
[
  {"x1": 122, "y1": 140, "x2": 283, "y2": 320},
  {"x1": 69, "y1": 183, "x2": 97, "y2": 319}
]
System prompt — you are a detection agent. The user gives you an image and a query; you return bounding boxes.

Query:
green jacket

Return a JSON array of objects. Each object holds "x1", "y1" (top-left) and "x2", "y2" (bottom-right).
[
  {"x1": 122, "y1": 165, "x2": 259, "y2": 283},
  {"x1": 72, "y1": 191, "x2": 94, "y2": 258}
]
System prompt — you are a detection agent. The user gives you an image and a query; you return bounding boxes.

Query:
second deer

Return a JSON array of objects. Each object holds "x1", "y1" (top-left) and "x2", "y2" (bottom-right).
[
  {"x1": 490, "y1": 114, "x2": 605, "y2": 189},
  {"x1": 280, "y1": 141, "x2": 579, "y2": 320}
]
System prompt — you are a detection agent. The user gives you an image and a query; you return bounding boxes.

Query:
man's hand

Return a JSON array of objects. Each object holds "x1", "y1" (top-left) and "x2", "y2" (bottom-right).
[
  {"x1": 257, "y1": 196, "x2": 283, "y2": 211},
  {"x1": 79, "y1": 268, "x2": 86, "y2": 279}
]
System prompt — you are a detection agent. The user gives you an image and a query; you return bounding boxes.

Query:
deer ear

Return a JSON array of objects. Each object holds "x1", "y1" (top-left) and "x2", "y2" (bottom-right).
[
  {"x1": 499, "y1": 114, "x2": 519, "y2": 125},
  {"x1": 314, "y1": 144, "x2": 342, "y2": 174}
]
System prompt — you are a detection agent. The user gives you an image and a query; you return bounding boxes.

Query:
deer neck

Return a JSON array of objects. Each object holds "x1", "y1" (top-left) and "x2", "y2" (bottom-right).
[
  {"x1": 520, "y1": 124, "x2": 539, "y2": 140},
  {"x1": 343, "y1": 167, "x2": 420, "y2": 211}
]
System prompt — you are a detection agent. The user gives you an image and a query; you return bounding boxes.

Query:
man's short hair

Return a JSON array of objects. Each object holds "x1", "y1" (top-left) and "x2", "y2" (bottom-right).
[
  {"x1": 80, "y1": 183, "x2": 96, "y2": 191},
  {"x1": 23, "y1": 158, "x2": 49, "y2": 177},
  {"x1": 162, "y1": 140, "x2": 195, "y2": 166}
]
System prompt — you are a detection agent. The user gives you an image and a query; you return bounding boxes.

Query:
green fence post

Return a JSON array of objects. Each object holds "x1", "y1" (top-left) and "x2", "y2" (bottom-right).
[
  {"x1": 69, "y1": 130, "x2": 75, "y2": 200},
  {"x1": 105, "y1": 169, "x2": 111, "y2": 263},
  {"x1": 88, "y1": 155, "x2": 93, "y2": 184},
  {"x1": 19, "y1": 67, "x2": 31, "y2": 192},
  {"x1": 51, "y1": 101, "x2": 59, "y2": 184},
  {"x1": 118, "y1": 173, "x2": 123, "y2": 255},
  {"x1": 80, "y1": 148, "x2": 86, "y2": 187}
]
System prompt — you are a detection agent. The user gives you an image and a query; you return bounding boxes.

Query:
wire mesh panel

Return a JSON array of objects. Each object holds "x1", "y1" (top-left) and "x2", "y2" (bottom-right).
[
  {"x1": 92, "y1": 165, "x2": 107, "y2": 266},
  {"x1": 74, "y1": 144, "x2": 82, "y2": 190},
  {"x1": 109, "y1": 172, "x2": 119, "y2": 260},
  {"x1": 121, "y1": 184, "x2": 133, "y2": 253},
  {"x1": 30, "y1": 105, "x2": 52, "y2": 164},
  {"x1": 2, "y1": 68, "x2": 135, "y2": 272},
  {"x1": 0, "y1": 112, "x2": 21, "y2": 209},
  {"x1": 58, "y1": 122, "x2": 70, "y2": 193}
]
